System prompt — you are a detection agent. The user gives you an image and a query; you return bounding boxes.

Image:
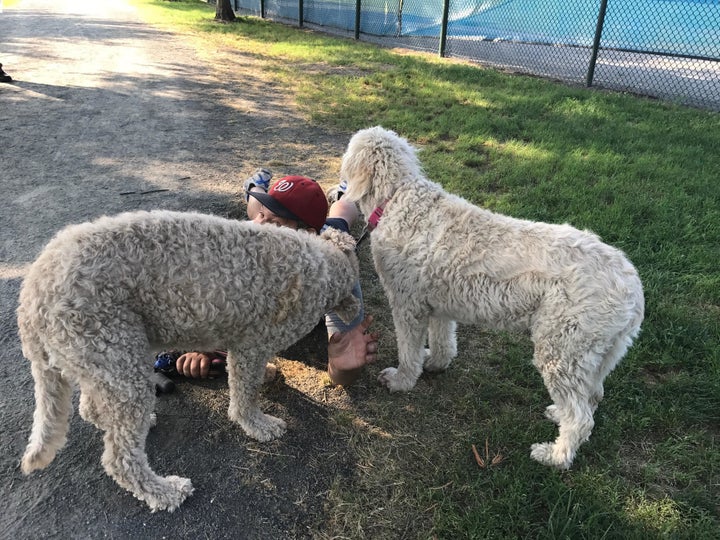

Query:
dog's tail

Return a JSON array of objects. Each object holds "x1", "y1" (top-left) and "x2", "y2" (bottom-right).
[{"x1": 19, "y1": 339, "x2": 73, "y2": 475}]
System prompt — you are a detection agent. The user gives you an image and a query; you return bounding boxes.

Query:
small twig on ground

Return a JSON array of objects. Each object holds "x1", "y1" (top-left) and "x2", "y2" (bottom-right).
[
  {"x1": 472, "y1": 438, "x2": 505, "y2": 469},
  {"x1": 471, "y1": 443, "x2": 485, "y2": 468},
  {"x1": 119, "y1": 188, "x2": 170, "y2": 195}
]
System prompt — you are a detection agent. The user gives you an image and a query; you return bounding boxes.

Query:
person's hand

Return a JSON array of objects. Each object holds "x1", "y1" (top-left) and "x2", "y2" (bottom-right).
[
  {"x1": 327, "y1": 315, "x2": 379, "y2": 385},
  {"x1": 175, "y1": 352, "x2": 222, "y2": 379}
]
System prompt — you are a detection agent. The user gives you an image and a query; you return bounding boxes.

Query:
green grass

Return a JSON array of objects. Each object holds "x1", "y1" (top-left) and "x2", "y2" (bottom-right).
[{"x1": 131, "y1": 2, "x2": 720, "y2": 537}]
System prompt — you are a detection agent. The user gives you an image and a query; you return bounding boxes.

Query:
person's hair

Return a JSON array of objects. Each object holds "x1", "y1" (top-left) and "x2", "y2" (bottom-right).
[{"x1": 296, "y1": 220, "x2": 316, "y2": 232}]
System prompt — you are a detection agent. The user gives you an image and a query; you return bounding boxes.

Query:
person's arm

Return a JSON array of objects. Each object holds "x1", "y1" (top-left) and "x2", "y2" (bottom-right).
[{"x1": 323, "y1": 200, "x2": 377, "y2": 385}]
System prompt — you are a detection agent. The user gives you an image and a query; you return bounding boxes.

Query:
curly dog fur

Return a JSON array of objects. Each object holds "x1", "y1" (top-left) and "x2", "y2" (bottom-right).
[
  {"x1": 18, "y1": 210, "x2": 359, "y2": 511},
  {"x1": 341, "y1": 126, "x2": 644, "y2": 469}
]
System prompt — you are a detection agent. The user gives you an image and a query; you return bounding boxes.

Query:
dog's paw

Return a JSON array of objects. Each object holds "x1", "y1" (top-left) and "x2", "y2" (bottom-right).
[
  {"x1": 144, "y1": 475, "x2": 194, "y2": 513},
  {"x1": 423, "y1": 348, "x2": 452, "y2": 373},
  {"x1": 20, "y1": 445, "x2": 56, "y2": 474},
  {"x1": 377, "y1": 367, "x2": 397, "y2": 388},
  {"x1": 239, "y1": 413, "x2": 287, "y2": 442},
  {"x1": 377, "y1": 367, "x2": 417, "y2": 392},
  {"x1": 543, "y1": 405, "x2": 561, "y2": 425},
  {"x1": 530, "y1": 442, "x2": 573, "y2": 470}
]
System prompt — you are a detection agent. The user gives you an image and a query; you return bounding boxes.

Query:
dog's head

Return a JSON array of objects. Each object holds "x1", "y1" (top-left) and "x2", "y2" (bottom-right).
[{"x1": 340, "y1": 126, "x2": 422, "y2": 215}]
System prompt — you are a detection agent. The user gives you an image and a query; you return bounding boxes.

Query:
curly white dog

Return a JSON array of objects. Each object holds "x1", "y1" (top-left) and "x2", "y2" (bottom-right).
[
  {"x1": 18, "y1": 210, "x2": 359, "y2": 511},
  {"x1": 341, "y1": 126, "x2": 644, "y2": 470}
]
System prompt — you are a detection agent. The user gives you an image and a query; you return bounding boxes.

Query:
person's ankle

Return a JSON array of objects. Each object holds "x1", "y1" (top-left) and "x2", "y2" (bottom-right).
[
  {"x1": 326, "y1": 178, "x2": 347, "y2": 205},
  {"x1": 327, "y1": 361, "x2": 362, "y2": 386}
]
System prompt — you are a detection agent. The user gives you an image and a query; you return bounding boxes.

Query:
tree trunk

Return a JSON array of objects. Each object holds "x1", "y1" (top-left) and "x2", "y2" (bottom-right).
[{"x1": 215, "y1": 0, "x2": 236, "y2": 22}]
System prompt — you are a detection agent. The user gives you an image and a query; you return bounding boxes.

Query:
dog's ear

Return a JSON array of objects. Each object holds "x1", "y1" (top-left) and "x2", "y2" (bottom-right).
[
  {"x1": 331, "y1": 294, "x2": 362, "y2": 325},
  {"x1": 340, "y1": 128, "x2": 381, "y2": 203},
  {"x1": 320, "y1": 228, "x2": 356, "y2": 254}
]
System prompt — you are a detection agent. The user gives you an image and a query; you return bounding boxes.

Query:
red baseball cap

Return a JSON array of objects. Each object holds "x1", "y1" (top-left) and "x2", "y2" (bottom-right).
[{"x1": 248, "y1": 175, "x2": 328, "y2": 233}]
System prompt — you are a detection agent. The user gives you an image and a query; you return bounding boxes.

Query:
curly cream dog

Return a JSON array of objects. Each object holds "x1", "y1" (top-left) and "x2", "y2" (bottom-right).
[
  {"x1": 18, "y1": 210, "x2": 359, "y2": 511},
  {"x1": 341, "y1": 126, "x2": 644, "y2": 469}
]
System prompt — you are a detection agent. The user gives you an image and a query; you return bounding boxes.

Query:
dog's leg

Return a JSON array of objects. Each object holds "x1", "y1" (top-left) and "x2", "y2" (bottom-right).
[
  {"x1": 530, "y1": 397, "x2": 595, "y2": 470},
  {"x1": 81, "y1": 328, "x2": 192, "y2": 512},
  {"x1": 423, "y1": 318, "x2": 457, "y2": 372},
  {"x1": 226, "y1": 349, "x2": 286, "y2": 441},
  {"x1": 21, "y1": 357, "x2": 74, "y2": 474},
  {"x1": 530, "y1": 343, "x2": 602, "y2": 470},
  {"x1": 90, "y1": 375, "x2": 193, "y2": 512},
  {"x1": 379, "y1": 309, "x2": 428, "y2": 392},
  {"x1": 79, "y1": 388, "x2": 101, "y2": 426}
]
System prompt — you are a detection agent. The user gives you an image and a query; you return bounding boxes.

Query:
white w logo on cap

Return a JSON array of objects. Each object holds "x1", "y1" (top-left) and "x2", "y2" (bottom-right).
[{"x1": 274, "y1": 180, "x2": 294, "y2": 192}]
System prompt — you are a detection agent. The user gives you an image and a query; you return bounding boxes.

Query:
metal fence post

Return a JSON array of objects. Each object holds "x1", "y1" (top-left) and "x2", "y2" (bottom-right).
[
  {"x1": 260, "y1": 0, "x2": 265, "y2": 19},
  {"x1": 355, "y1": 0, "x2": 361, "y2": 40},
  {"x1": 439, "y1": 0, "x2": 450, "y2": 57},
  {"x1": 299, "y1": 0, "x2": 304, "y2": 27},
  {"x1": 587, "y1": 0, "x2": 609, "y2": 87}
]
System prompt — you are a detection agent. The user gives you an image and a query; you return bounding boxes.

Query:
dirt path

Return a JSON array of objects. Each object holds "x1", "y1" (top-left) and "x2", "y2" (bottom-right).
[{"x1": 0, "y1": 1, "x2": 363, "y2": 537}]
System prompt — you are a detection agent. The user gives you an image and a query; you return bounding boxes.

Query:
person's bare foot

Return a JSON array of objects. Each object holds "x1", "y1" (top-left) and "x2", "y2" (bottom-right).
[{"x1": 327, "y1": 315, "x2": 379, "y2": 386}]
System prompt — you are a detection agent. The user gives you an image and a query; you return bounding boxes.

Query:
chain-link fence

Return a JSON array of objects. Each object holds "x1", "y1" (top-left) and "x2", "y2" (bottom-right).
[{"x1": 233, "y1": 0, "x2": 719, "y2": 111}]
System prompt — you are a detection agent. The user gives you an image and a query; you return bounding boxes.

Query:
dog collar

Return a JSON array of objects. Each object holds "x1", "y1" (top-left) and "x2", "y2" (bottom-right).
[
  {"x1": 355, "y1": 199, "x2": 390, "y2": 251},
  {"x1": 367, "y1": 203, "x2": 386, "y2": 231}
]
